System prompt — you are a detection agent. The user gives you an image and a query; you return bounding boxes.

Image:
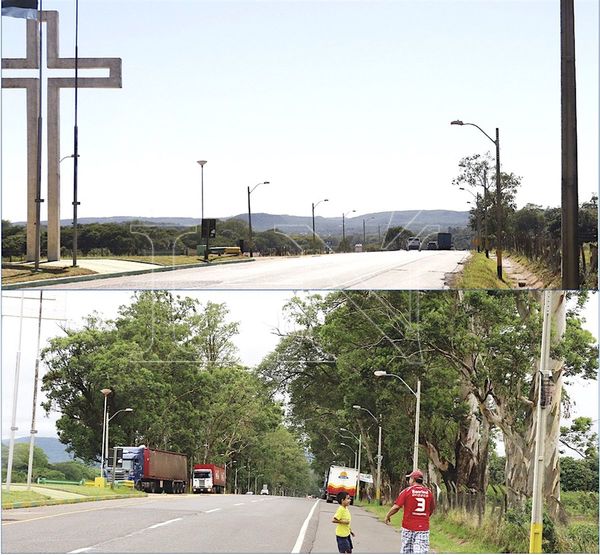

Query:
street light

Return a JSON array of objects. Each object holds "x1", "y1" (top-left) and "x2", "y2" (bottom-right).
[
  {"x1": 362, "y1": 216, "x2": 375, "y2": 245},
  {"x1": 340, "y1": 442, "x2": 357, "y2": 469},
  {"x1": 105, "y1": 407, "x2": 133, "y2": 484},
  {"x1": 247, "y1": 181, "x2": 270, "y2": 258},
  {"x1": 196, "y1": 160, "x2": 207, "y2": 220},
  {"x1": 196, "y1": 160, "x2": 208, "y2": 261},
  {"x1": 234, "y1": 464, "x2": 240, "y2": 494},
  {"x1": 340, "y1": 427, "x2": 362, "y2": 500},
  {"x1": 451, "y1": 119, "x2": 503, "y2": 279},
  {"x1": 460, "y1": 187, "x2": 483, "y2": 254},
  {"x1": 99, "y1": 388, "x2": 112, "y2": 481},
  {"x1": 58, "y1": 154, "x2": 81, "y2": 267},
  {"x1": 342, "y1": 210, "x2": 356, "y2": 250},
  {"x1": 311, "y1": 198, "x2": 329, "y2": 248},
  {"x1": 374, "y1": 370, "x2": 421, "y2": 471},
  {"x1": 352, "y1": 405, "x2": 382, "y2": 504}
]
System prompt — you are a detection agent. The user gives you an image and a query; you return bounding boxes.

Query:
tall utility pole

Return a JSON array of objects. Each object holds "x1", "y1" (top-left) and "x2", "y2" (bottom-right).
[
  {"x1": 5, "y1": 294, "x2": 25, "y2": 492},
  {"x1": 26, "y1": 292, "x2": 45, "y2": 488},
  {"x1": 376, "y1": 415, "x2": 382, "y2": 504},
  {"x1": 413, "y1": 380, "x2": 421, "y2": 471},
  {"x1": 560, "y1": 0, "x2": 579, "y2": 289},
  {"x1": 494, "y1": 127, "x2": 503, "y2": 280},
  {"x1": 529, "y1": 291, "x2": 555, "y2": 553}
]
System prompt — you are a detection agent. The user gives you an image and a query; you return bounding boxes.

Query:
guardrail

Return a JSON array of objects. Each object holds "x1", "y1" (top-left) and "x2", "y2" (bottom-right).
[{"x1": 37, "y1": 478, "x2": 85, "y2": 486}]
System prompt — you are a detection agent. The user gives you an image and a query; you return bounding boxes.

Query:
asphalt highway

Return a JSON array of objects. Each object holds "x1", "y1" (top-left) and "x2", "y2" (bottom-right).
[
  {"x1": 41, "y1": 250, "x2": 470, "y2": 290},
  {"x1": 2, "y1": 494, "x2": 403, "y2": 554}
]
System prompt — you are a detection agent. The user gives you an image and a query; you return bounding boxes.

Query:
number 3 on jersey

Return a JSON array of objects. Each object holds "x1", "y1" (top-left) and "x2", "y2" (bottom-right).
[{"x1": 415, "y1": 498, "x2": 426, "y2": 513}]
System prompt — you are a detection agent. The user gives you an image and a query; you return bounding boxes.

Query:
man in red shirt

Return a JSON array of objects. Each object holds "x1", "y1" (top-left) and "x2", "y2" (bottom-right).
[{"x1": 384, "y1": 470, "x2": 435, "y2": 554}]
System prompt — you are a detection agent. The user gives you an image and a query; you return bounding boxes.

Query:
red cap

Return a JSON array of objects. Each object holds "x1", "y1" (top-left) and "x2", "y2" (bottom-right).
[{"x1": 406, "y1": 470, "x2": 424, "y2": 480}]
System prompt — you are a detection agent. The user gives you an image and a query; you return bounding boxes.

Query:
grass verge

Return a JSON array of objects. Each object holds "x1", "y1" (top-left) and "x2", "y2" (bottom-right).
[
  {"x1": 456, "y1": 252, "x2": 513, "y2": 289},
  {"x1": 1, "y1": 489, "x2": 52, "y2": 505},
  {"x1": 2, "y1": 483, "x2": 146, "y2": 509},
  {"x1": 111, "y1": 254, "x2": 244, "y2": 265},
  {"x1": 2, "y1": 267, "x2": 96, "y2": 285},
  {"x1": 356, "y1": 501, "x2": 500, "y2": 553}
]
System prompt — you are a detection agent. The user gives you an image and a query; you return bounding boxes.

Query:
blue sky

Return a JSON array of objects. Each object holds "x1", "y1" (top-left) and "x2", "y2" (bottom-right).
[{"x1": 1, "y1": 0, "x2": 598, "y2": 222}]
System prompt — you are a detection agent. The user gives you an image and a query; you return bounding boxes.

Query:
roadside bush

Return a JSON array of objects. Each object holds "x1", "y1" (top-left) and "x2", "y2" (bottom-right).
[
  {"x1": 561, "y1": 491, "x2": 599, "y2": 518},
  {"x1": 559, "y1": 523, "x2": 599, "y2": 553}
]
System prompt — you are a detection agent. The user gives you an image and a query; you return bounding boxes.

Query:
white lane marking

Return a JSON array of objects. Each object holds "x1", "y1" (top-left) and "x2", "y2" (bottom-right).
[
  {"x1": 291, "y1": 499, "x2": 320, "y2": 554},
  {"x1": 68, "y1": 515, "x2": 184, "y2": 552},
  {"x1": 205, "y1": 508, "x2": 221, "y2": 513},
  {"x1": 234, "y1": 503, "x2": 245, "y2": 506},
  {"x1": 147, "y1": 517, "x2": 182, "y2": 529}
]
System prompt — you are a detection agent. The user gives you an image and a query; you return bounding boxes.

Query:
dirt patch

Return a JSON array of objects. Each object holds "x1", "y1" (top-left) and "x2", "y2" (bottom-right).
[{"x1": 501, "y1": 256, "x2": 545, "y2": 289}]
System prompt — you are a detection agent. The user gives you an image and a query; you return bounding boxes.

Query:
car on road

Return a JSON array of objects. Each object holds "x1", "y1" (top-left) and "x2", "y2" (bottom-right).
[
  {"x1": 427, "y1": 241, "x2": 438, "y2": 250},
  {"x1": 407, "y1": 237, "x2": 421, "y2": 251},
  {"x1": 260, "y1": 484, "x2": 269, "y2": 495},
  {"x1": 245, "y1": 491, "x2": 254, "y2": 495}
]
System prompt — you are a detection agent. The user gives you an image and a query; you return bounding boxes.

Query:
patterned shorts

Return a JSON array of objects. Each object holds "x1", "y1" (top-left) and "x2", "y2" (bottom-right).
[{"x1": 401, "y1": 528, "x2": 430, "y2": 554}]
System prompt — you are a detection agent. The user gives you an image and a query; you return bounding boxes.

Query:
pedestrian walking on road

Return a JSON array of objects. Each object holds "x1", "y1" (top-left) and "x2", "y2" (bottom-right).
[
  {"x1": 384, "y1": 470, "x2": 435, "y2": 554},
  {"x1": 332, "y1": 491, "x2": 356, "y2": 553}
]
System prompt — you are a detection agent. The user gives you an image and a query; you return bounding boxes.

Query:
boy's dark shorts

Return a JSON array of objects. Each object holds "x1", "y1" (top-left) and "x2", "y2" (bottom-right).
[{"x1": 336, "y1": 534, "x2": 353, "y2": 553}]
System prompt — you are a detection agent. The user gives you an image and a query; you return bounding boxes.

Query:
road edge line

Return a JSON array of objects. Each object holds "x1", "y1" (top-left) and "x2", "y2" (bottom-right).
[{"x1": 291, "y1": 499, "x2": 319, "y2": 554}]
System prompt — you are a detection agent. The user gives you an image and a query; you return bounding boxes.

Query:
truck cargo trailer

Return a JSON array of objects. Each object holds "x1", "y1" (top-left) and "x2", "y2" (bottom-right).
[
  {"x1": 192, "y1": 464, "x2": 226, "y2": 493},
  {"x1": 108, "y1": 446, "x2": 188, "y2": 494}
]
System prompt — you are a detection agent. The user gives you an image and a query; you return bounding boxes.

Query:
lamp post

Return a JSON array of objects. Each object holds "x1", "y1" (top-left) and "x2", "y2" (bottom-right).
[
  {"x1": 342, "y1": 210, "x2": 356, "y2": 251},
  {"x1": 352, "y1": 405, "x2": 382, "y2": 504},
  {"x1": 234, "y1": 465, "x2": 240, "y2": 494},
  {"x1": 461, "y1": 188, "x2": 482, "y2": 253},
  {"x1": 311, "y1": 199, "x2": 329, "y2": 249},
  {"x1": 374, "y1": 371, "x2": 421, "y2": 471},
  {"x1": 59, "y1": 153, "x2": 81, "y2": 267},
  {"x1": 340, "y1": 442, "x2": 357, "y2": 469},
  {"x1": 451, "y1": 120, "x2": 502, "y2": 279},
  {"x1": 341, "y1": 427, "x2": 362, "y2": 500},
  {"x1": 99, "y1": 388, "x2": 112, "y2": 481},
  {"x1": 247, "y1": 181, "x2": 270, "y2": 258},
  {"x1": 362, "y1": 216, "x2": 375, "y2": 245},
  {"x1": 105, "y1": 407, "x2": 133, "y2": 484},
  {"x1": 196, "y1": 160, "x2": 208, "y2": 261}
]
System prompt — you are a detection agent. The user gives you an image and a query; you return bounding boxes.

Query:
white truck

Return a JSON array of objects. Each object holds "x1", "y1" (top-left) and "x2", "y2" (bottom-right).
[{"x1": 324, "y1": 465, "x2": 359, "y2": 504}]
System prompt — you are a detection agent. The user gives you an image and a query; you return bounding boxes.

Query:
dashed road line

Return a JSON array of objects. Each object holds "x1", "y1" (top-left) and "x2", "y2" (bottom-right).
[
  {"x1": 147, "y1": 517, "x2": 182, "y2": 529},
  {"x1": 205, "y1": 508, "x2": 221, "y2": 513}
]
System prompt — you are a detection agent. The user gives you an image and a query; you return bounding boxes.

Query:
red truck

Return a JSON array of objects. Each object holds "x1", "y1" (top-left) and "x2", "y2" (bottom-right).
[
  {"x1": 109, "y1": 446, "x2": 188, "y2": 494},
  {"x1": 192, "y1": 463, "x2": 226, "y2": 494}
]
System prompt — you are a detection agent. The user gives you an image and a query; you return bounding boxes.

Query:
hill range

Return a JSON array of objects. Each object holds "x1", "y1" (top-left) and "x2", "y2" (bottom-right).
[
  {"x1": 1, "y1": 436, "x2": 73, "y2": 464},
  {"x1": 33, "y1": 210, "x2": 469, "y2": 236}
]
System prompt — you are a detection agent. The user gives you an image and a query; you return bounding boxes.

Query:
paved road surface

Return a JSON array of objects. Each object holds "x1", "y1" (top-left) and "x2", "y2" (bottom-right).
[
  {"x1": 2, "y1": 495, "x2": 401, "y2": 554},
  {"x1": 41, "y1": 251, "x2": 469, "y2": 290}
]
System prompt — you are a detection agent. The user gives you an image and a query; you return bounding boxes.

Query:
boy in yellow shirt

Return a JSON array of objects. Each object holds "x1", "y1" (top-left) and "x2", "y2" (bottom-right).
[{"x1": 332, "y1": 492, "x2": 356, "y2": 553}]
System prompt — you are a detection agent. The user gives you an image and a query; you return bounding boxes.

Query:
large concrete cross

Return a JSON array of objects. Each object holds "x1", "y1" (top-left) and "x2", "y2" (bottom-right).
[{"x1": 2, "y1": 10, "x2": 122, "y2": 261}]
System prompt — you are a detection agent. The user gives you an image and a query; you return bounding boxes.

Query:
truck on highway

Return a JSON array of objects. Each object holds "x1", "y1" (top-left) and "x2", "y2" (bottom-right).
[
  {"x1": 107, "y1": 446, "x2": 188, "y2": 493},
  {"x1": 192, "y1": 463, "x2": 226, "y2": 494},
  {"x1": 437, "y1": 232, "x2": 452, "y2": 250},
  {"x1": 324, "y1": 465, "x2": 359, "y2": 504}
]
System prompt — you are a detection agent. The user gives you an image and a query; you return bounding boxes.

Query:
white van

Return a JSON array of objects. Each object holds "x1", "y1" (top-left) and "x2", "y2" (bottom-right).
[{"x1": 260, "y1": 484, "x2": 269, "y2": 495}]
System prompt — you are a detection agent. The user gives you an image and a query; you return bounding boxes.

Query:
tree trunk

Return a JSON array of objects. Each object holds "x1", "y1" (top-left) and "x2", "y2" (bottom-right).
[
  {"x1": 455, "y1": 385, "x2": 490, "y2": 496},
  {"x1": 503, "y1": 291, "x2": 566, "y2": 519}
]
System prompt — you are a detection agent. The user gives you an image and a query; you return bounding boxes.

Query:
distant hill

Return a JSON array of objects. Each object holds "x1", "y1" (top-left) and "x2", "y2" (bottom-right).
[
  {"x1": 2, "y1": 436, "x2": 74, "y2": 464},
  {"x1": 21, "y1": 210, "x2": 469, "y2": 235}
]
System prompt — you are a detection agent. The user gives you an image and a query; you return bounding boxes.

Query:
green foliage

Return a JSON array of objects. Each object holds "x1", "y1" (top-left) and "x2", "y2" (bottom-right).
[
  {"x1": 40, "y1": 291, "x2": 314, "y2": 495},
  {"x1": 561, "y1": 523, "x2": 599, "y2": 553},
  {"x1": 560, "y1": 491, "x2": 599, "y2": 518}
]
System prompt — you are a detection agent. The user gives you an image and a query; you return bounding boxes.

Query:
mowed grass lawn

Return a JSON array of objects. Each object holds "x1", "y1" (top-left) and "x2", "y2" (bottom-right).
[{"x1": 38, "y1": 484, "x2": 145, "y2": 497}]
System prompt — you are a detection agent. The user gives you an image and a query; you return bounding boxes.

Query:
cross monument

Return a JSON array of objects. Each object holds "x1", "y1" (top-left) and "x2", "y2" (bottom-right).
[{"x1": 2, "y1": 10, "x2": 122, "y2": 261}]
